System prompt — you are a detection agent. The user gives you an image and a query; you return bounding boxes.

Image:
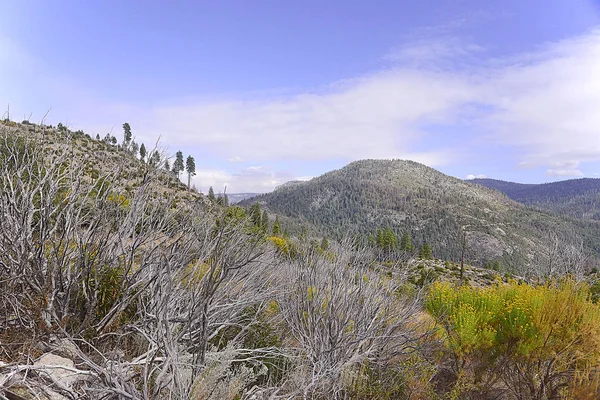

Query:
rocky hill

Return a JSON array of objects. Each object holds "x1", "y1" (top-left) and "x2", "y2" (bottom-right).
[
  {"x1": 0, "y1": 119, "x2": 205, "y2": 207},
  {"x1": 471, "y1": 177, "x2": 600, "y2": 220},
  {"x1": 243, "y1": 159, "x2": 600, "y2": 272}
]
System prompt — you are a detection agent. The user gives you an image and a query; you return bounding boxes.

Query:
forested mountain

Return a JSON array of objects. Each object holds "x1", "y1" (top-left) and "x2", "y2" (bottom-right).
[
  {"x1": 244, "y1": 159, "x2": 600, "y2": 271},
  {"x1": 471, "y1": 177, "x2": 600, "y2": 220},
  {"x1": 222, "y1": 193, "x2": 262, "y2": 204}
]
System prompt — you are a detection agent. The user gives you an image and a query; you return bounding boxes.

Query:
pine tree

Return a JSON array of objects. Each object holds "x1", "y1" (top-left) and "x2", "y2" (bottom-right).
[
  {"x1": 172, "y1": 151, "x2": 184, "y2": 178},
  {"x1": 131, "y1": 141, "x2": 139, "y2": 157},
  {"x1": 400, "y1": 231, "x2": 414, "y2": 253},
  {"x1": 95, "y1": 133, "x2": 100, "y2": 140},
  {"x1": 139, "y1": 143, "x2": 146, "y2": 162},
  {"x1": 384, "y1": 228, "x2": 397, "y2": 250},
  {"x1": 122, "y1": 123, "x2": 132, "y2": 147},
  {"x1": 261, "y1": 210, "x2": 269, "y2": 232},
  {"x1": 419, "y1": 243, "x2": 433, "y2": 260},
  {"x1": 222, "y1": 193, "x2": 229, "y2": 207},
  {"x1": 208, "y1": 186, "x2": 215, "y2": 202},
  {"x1": 164, "y1": 159, "x2": 170, "y2": 171},
  {"x1": 272, "y1": 216, "x2": 281, "y2": 236},
  {"x1": 250, "y1": 203, "x2": 262, "y2": 227},
  {"x1": 185, "y1": 155, "x2": 196, "y2": 190}
]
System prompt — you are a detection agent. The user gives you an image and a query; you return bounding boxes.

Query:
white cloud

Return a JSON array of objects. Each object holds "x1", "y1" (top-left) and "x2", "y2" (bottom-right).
[
  {"x1": 191, "y1": 165, "x2": 300, "y2": 193},
  {"x1": 386, "y1": 37, "x2": 484, "y2": 66},
  {"x1": 480, "y1": 29, "x2": 600, "y2": 170},
  {"x1": 465, "y1": 174, "x2": 487, "y2": 180},
  {"x1": 138, "y1": 67, "x2": 476, "y2": 166},
  {"x1": 546, "y1": 168, "x2": 584, "y2": 177}
]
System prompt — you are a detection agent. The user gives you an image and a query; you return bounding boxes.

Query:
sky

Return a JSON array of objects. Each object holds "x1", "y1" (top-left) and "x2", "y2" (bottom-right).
[{"x1": 2, "y1": 0, "x2": 600, "y2": 193}]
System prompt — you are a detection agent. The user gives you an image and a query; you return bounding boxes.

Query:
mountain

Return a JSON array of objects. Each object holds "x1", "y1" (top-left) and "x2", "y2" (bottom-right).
[
  {"x1": 471, "y1": 178, "x2": 600, "y2": 220},
  {"x1": 243, "y1": 159, "x2": 600, "y2": 271},
  {"x1": 218, "y1": 193, "x2": 262, "y2": 204}
]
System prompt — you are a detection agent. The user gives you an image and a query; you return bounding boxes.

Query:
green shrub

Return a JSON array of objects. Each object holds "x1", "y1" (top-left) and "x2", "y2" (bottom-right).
[{"x1": 426, "y1": 279, "x2": 600, "y2": 398}]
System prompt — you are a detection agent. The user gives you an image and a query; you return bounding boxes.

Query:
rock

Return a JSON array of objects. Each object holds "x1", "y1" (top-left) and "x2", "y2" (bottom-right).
[{"x1": 33, "y1": 353, "x2": 80, "y2": 389}]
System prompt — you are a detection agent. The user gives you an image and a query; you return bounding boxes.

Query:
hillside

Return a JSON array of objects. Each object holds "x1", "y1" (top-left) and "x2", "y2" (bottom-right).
[
  {"x1": 0, "y1": 120, "x2": 206, "y2": 206},
  {"x1": 244, "y1": 159, "x2": 600, "y2": 272},
  {"x1": 4, "y1": 120, "x2": 600, "y2": 399},
  {"x1": 471, "y1": 177, "x2": 600, "y2": 220}
]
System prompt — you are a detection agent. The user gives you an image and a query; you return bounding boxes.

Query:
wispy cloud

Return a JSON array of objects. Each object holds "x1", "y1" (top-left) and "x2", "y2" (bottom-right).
[{"x1": 480, "y1": 29, "x2": 600, "y2": 176}]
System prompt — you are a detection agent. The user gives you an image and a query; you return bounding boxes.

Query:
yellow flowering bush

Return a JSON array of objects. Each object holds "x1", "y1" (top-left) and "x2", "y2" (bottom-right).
[{"x1": 426, "y1": 279, "x2": 600, "y2": 398}]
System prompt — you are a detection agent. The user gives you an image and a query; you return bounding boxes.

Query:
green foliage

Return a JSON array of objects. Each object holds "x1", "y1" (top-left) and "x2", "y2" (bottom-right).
[
  {"x1": 376, "y1": 227, "x2": 397, "y2": 256},
  {"x1": 249, "y1": 203, "x2": 262, "y2": 228},
  {"x1": 122, "y1": 122, "x2": 132, "y2": 145},
  {"x1": 208, "y1": 186, "x2": 216, "y2": 202},
  {"x1": 418, "y1": 243, "x2": 432, "y2": 259},
  {"x1": 426, "y1": 279, "x2": 600, "y2": 398},
  {"x1": 139, "y1": 143, "x2": 146, "y2": 161},
  {"x1": 172, "y1": 150, "x2": 184, "y2": 177},
  {"x1": 272, "y1": 215, "x2": 281, "y2": 236},
  {"x1": 320, "y1": 236, "x2": 329, "y2": 251},
  {"x1": 346, "y1": 362, "x2": 406, "y2": 400},
  {"x1": 185, "y1": 155, "x2": 196, "y2": 189},
  {"x1": 400, "y1": 231, "x2": 414, "y2": 253},
  {"x1": 261, "y1": 210, "x2": 269, "y2": 232}
]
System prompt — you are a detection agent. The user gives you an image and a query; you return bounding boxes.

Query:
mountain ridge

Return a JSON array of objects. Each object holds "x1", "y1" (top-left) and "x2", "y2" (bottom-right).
[
  {"x1": 243, "y1": 159, "x2": 600, "y2": 273},
  {"x1": 471, "y1": 177, "x2": 600, "y2": 220}
]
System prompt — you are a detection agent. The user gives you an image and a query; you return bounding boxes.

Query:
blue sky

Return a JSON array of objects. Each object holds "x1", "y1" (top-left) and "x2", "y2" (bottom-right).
[{"x1": 2, "y1": 0, "x2": 600, "y2": 192}]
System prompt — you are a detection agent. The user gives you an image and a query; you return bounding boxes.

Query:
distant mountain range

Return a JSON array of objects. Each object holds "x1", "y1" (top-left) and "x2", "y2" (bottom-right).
[
  {"x1": 217, "y1": 193, "x2": 262, "y2": 204},
  {"x1": 470, "y1": 178, "x2": 600, "y2": 220},
  {"x1": 242, "y1": 160, "x2": 600, "y2": 272}
]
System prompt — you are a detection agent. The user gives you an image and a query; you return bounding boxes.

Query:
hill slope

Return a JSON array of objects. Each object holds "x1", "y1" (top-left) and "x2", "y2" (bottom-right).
[
  {"x1": 244, "y1": 159, "x2": 600, "y2": 271},
  {"x1": 471, "y1": 178, "x2": 600, "y2": 220}
]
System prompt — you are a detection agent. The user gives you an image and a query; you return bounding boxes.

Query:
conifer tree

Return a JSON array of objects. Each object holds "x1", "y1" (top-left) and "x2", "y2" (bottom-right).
[
  {"x1": 172, "y1": 151, "x2": 184, "y2": 178},
  {"x1": 250, "y1": 203, "x2": 262, "y2": 227},
  {"x1": 419, "y1": 243, "x2": 433, "y2": 260},
  {"x1": 139, "y1": 143, "x2": 146, "y2": 162},
  {"x1": 95, "y1": 133, "x2": 100, "y2": 140},
  {"x1": 131, "y1": 141, "x2": 139, "y2": 157},
  {"x1": 222, "y1": 193, "x2": 229, "y2": 207},
  {"x1": 261, "y1": 210, "x2": 269, "y2": 232},
  {"x1": 185, "y1": 155, "x2": 196, "y2": 190},
  {"x1": 400, "y1": 231, "x2": 414, "y2": 253},
  {"x1": 272, "y1": 216, "x2": 281, "y2": 236},
  {"x1": 207, "y1": 186, "x2": 215, "y2": 202},
  {"x1": 164, "y1": 159, "x2": 170, "y2": 171},
  {"x1": 122, "y1": 123, "x2": 132, "y2": 147}
]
